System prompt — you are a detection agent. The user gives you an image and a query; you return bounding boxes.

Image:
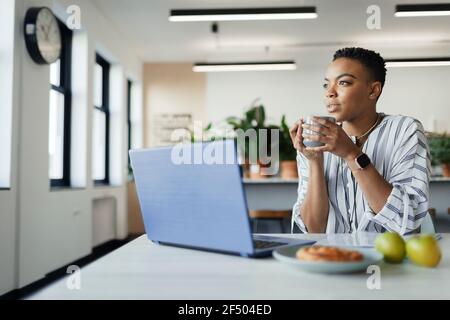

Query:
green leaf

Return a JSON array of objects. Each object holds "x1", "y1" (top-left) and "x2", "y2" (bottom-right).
[
  {"x1": 204, "y1": 122, "x2": 212, "y2": 131},
  {"x1": 278, "y1": 115, "x2": 296, "y2": 161},
  {"x1": 428, "y1": 132, "x2": 450, "y2": 165},
  {"x1": 281, "y1": 115, "x2": 289, "y2": 134},
  {"x1": 226, "y1": 119, "x2": 241, "y2": 129},
  {"x1": 245, "y1": 108, "x2": 257, "y2": 125},
  {"x1": 256, "y1": 105, "x2": 266, "y2": 127}
]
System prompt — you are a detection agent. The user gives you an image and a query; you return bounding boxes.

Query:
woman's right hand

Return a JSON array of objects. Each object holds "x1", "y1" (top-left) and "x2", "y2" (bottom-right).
[{"x1": 289, "y1": 118, "x2": 323, "y2": 161}]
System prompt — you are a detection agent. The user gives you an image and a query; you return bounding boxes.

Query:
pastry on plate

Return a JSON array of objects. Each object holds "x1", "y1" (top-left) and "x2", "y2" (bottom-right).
[{"x1": 296, "y1": 246, "x2": 363, "y2": 262}]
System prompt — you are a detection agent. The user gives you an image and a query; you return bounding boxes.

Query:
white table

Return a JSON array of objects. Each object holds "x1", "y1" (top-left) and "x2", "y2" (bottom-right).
[{"x1": 28, "y1": 233, "x2": 450, "y2": 300}]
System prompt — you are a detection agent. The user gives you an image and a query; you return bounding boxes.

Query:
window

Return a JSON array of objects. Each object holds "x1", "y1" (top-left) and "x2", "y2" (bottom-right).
[
  {"x1": 0, "y1": 0, "x2": 15, "y2": 189},
  {"x1": 127, "y1": 79, "x2": 133, "y2": 177},
  {"x1": 49, "y1": 20, "x2": 72, "y2": 187},
  {"x1": 92, "y1": 54, "x2": 110, "y2": 185},
  {"x1": 127, "y1": 79, "x2": 143, "y2": 180}
]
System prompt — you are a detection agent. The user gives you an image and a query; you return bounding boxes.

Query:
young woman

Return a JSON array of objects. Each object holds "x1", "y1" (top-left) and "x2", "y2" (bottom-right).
[{"x1": 290, "y1": 47, "x2": 431, "y2": 234}]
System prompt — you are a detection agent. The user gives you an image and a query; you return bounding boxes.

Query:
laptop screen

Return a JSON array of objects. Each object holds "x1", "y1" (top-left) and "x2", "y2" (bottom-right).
[{"x1": 130, "y1": 140, "x2": 254, "y2": 255}]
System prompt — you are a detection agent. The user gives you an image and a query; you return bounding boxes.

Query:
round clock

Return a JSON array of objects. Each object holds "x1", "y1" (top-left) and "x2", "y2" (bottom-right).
[{"x1": 24, "y1": 7, "x2": 62, "y2": 65}]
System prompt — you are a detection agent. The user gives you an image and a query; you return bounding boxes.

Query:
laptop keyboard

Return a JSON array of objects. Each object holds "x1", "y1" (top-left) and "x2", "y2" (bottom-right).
[{"x1": 253, "y1": 239, "x2": 287, "y2": 249}]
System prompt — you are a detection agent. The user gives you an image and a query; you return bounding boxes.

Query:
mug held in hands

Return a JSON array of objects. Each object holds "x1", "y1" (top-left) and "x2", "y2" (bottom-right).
[{"x1": 302, "y1": 116, "x2": 336, "y2": 148}]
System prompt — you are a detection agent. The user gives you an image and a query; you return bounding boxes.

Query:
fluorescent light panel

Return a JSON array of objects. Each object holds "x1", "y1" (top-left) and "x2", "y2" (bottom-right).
[
  {"x1": 385, "y1": 58, "x2": 450, "y2": 68},
  {"x1": 193, "y1": 61, "x2": 297, "y2": 72},
  {"x1": 170, "y1": 7, "x2": 317, "y2": 22},
  {"x1": 395, "y1": 3, "x2": 450, "y2": 17}
]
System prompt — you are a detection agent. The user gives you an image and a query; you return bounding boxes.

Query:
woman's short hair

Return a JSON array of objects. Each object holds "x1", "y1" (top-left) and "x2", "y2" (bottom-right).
[{"x1": 333, "y1": 47, "x2": 387, "y2": 89}]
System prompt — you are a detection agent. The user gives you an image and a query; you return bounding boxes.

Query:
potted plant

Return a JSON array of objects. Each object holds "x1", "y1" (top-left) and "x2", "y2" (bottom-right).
[
  {"x1": 226, "y1": 103, "x2": 271, "y2": 178},
  {"x1": 190, "y1": 122, "x2": 213, "y2": 143},
  {"x1": 428, "y1": 132, "x2": 450, "y2": 177},
  {"x1": 279, "y1": 115, "x2": 298, "y2": 179}
]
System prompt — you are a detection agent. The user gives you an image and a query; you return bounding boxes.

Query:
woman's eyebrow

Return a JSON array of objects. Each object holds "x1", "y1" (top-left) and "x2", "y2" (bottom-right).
[{"x1": 324, "y1": 73, "x2": 357, "y2": 81}]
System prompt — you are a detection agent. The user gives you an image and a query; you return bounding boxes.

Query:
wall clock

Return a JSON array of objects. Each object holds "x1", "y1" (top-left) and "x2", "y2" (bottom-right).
[{"x1": 24, "y1": 7, "x2": 62, "y2": 65}]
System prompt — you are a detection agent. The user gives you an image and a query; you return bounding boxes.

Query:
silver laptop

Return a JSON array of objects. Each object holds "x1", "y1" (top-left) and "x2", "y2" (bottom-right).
[{"x1": 129, "y1": 139, "x2": 314, "y2": 257}]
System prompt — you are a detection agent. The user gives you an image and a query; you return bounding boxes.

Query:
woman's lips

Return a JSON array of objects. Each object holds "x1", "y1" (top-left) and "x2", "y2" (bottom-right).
[{"x1": 327, "y1": 104, "x2": 340, "y2": 113}]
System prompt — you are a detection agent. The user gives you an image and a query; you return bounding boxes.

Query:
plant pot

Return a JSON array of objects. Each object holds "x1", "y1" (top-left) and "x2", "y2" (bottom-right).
[
  {"x1": 241, "y1": 160, "x2": 250, "y2": 178},
  {"x1": 248, "y1": 160, "x2": 275, "y2": 179},
  {"x1": 280, "y1": 160, "x2": 298, "y2": 179},
  {"x1": 249, "y1": 164, "x2": 264, "y2": 179},
  {"x1": 442, "y1": 163, "x2": 450, "y2": 177}
]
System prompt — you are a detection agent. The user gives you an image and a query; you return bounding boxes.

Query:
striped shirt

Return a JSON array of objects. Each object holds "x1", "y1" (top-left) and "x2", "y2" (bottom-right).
[{"x1": 292, "y1": 113, "x2": 431, "y2": 235}]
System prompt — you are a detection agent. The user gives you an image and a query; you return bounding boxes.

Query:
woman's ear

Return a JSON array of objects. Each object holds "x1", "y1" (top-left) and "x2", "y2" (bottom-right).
[{"x1": 369, "y1": 82, "x2": 382, "y2": 100}]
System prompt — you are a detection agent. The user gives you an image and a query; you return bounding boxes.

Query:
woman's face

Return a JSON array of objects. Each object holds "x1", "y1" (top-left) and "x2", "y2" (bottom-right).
[{"x1": 323, "y1": 58, "x2": 378, "y2": 123}]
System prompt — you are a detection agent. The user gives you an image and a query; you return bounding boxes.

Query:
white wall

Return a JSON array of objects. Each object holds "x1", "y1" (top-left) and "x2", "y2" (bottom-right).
[
  {"x1": 1, "y1": 0, "x2": 143, "y2": 292},
  {"x1": 0, "y1": 0, "x2": 19, "y2": 296},
  {"x1": 381, "y1": 67, "x2": 450, "y2": 132},
  {"x1": 206, "y1": 65, "x2": 324, "y2": 128},
  {"x1": 206, "y1": 49, "x2": 450, "y2": 132},
  {"x1": 143, "y1": 63, "x2": 206, "y2": 147},
  {"x1": 0, "y1": 0, "x2": 14, "y2": 188}
]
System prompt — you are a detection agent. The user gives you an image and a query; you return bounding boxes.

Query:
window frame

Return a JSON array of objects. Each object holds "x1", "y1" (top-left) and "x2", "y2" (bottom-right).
[
  {"x1": 50, "y1": 20, "x2": 73, "y2": 188},
  {"x1": 93, "y1": 53, "x2": 110, "y2": 186},
  {"x1": 127, "y1": 79, "x2": 132, "y2": 178}
]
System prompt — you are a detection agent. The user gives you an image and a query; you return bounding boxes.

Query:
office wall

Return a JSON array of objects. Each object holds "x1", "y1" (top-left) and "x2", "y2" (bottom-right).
[
  {"x1": 3, "y1": 0, "x2": 143, "y2": 292},
  {"x1": 381, "y1": 67, "x2": 450, "y2": 132},
  {"x1": 143, "y1": 63, "x2": 206, "y2": 147},
  {"x1": 128, "y1": 64, "x2": 206, "y2": 235},
  {"x1": 0, "y1": 0, "x2": 19, "y2": 296},
  {"x1": 0, "y1": 0, "x2": 14, "y2": 189},
  {"x1": 206, "y1": 48, "x2": 450, "y2": 132}
]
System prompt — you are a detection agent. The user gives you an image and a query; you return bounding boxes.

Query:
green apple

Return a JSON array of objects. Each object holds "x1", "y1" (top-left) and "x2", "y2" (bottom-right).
[
  {"x1": 406, "y1": 235, "x2": 441, "y2": 268},
  {"x1": 375, "y1": 232, "x2": 406, "y2": 263}
]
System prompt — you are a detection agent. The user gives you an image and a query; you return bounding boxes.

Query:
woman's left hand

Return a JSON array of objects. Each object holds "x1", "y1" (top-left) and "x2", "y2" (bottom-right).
[{"x1": 301, "y1": 116, "x2": 360, "y2": 161}]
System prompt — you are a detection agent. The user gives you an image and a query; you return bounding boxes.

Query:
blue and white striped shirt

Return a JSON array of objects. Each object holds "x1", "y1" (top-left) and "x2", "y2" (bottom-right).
[{"x1": 292, "y1": 114, "x2": 431, "y2": 235}]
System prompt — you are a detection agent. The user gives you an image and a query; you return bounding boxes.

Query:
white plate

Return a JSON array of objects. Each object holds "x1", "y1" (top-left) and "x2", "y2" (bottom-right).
[{"x1": 273, "y1": 245, "x2": 383, "y2": 274}]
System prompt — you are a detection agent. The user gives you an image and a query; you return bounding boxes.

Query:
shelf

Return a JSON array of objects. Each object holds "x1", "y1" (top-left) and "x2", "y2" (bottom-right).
[
  {"x1": 430, "y1": 177, "x2": 450, "y2": 182},
  {"x1": 243, "y1": 177, "x2": 450, "y2": 184},
  {"x1": 243, "y1": 178, "x2": 299, "y2": 184}
]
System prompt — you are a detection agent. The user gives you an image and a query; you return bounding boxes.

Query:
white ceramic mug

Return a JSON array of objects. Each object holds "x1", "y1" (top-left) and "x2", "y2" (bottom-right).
[{"x1": 302, "y1": 116, "x2": 336, "y2": 148}]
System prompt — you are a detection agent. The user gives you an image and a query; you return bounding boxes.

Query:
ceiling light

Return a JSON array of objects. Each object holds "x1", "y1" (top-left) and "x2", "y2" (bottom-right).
[
  {"x1": 192, "y1": 61, "x2": 297, "y2": 72},
  {"x1": 170, "y1": 7, "x2": 317, "y2": 22},
  {"x1": 395, "y1": 3, "x2": 450, "y2": 17},
  {"x1": 385, "y1": 58, "x2": 450, "y2": 68}
]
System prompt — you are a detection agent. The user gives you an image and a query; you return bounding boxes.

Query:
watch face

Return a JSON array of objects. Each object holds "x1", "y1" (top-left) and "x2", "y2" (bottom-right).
[
  {"x1": 35, "y1": 8, "x2": 62, "y2": 64},
  {"x1": 356, "y1": 153, "x2": 371, "y2": 169}
]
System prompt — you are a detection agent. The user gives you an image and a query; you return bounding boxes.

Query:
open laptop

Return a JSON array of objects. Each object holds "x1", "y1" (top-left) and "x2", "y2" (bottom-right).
[{"x1": 129, "y1": 139, "x2": 314, "y2": 257}]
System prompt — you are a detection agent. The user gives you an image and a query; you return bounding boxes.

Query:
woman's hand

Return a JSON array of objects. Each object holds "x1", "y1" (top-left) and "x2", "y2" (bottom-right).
[
  {"x1": 289, "y1": 118, "x2": 324, "y2": 161},
  {"x1": 301, "y1": 117, "x2": 360, "y2": 161}
]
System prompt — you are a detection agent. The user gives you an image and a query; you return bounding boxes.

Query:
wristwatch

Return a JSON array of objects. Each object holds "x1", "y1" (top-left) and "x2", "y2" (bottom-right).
[{"x1": 355, "y1": 153, "x2": 371, "y2": 170}]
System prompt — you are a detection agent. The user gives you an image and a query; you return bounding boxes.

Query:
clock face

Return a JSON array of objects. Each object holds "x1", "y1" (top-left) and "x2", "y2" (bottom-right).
[{"x1": 35, "y1": 8, "x2": 62, "y2": 64}]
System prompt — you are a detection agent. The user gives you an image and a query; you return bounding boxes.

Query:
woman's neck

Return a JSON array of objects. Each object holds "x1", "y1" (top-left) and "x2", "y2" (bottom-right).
[{"x1": 342, "y1": 112, "x2": 379, "y2": 137}]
